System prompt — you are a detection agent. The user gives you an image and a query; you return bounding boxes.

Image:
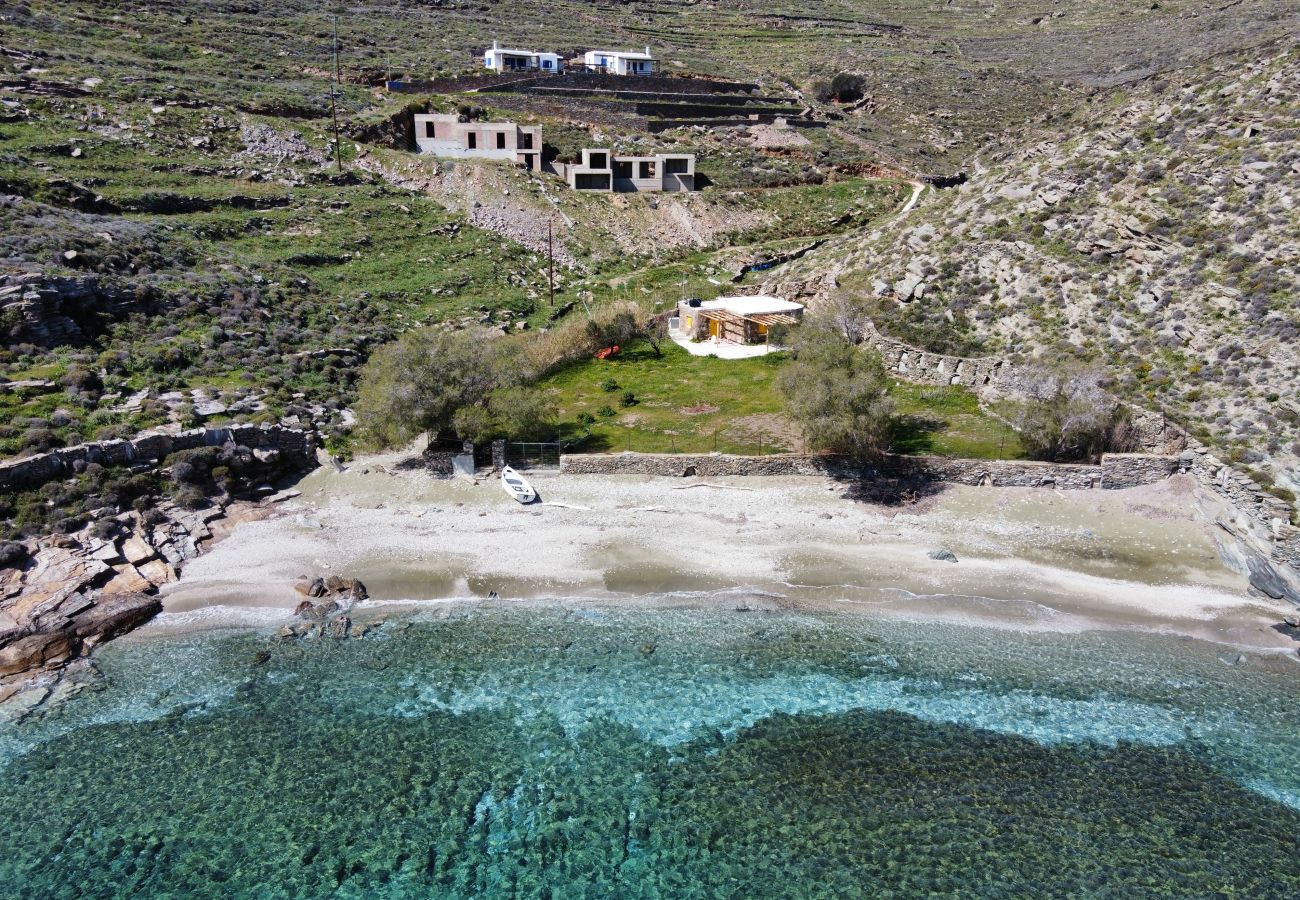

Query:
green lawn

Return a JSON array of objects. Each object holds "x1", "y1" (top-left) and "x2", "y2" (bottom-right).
[
  {"x1": 541, "y1": 340, "x2": 1026, "y2": 459},
  {"x1": 888, "y1": 382, "x2": 1025, "y2": 460},
  {"x1": 545, "y1": 341, "x2": 791, "y2": 455}
]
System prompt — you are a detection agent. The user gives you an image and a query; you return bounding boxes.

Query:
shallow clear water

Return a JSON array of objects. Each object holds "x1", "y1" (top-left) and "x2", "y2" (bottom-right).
[{"x1": 3, "y1": 603, "x2": 1300, "y2": 898}]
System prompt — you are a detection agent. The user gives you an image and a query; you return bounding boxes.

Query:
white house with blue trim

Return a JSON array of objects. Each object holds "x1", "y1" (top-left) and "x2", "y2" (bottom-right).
[
  {"x1": 582, "y1": 47, "x2": 657, "y2": 75},
  {"x1": 484, "y1": 41, "x2": 564, "y2": 74}
]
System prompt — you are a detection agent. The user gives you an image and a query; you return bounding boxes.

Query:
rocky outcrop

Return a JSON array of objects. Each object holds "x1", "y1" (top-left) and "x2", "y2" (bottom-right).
[
  {"x1": 0, "y1": 496, "x2": 279, "y2": 708},
  {"x1": 293, "y1": 574, "x2": 368, "y2": 603},
  {"x1": 0, "y1": 422, "x2": 319, "y2": 708},
  {"x1": 771, "y1": 43, "x2": 1300, "y2": 501},
  {"x1": 0, "y1": 424, "x2": 317, "y2": 494},
  {"x1": 0, "y1": 270, "x2": 146, "y2": 347}
]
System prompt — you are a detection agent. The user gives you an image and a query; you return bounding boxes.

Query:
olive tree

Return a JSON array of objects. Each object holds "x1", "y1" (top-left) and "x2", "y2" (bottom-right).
[
  {"x1": 488, "y1": 386, "x2": 558, "y2": 441},
  {"x1": 778, "y1": 322, "x2": 895, "y2": 461},
  {"x1": 354, "y1": 327, "x2": 511, "y2": 448}
]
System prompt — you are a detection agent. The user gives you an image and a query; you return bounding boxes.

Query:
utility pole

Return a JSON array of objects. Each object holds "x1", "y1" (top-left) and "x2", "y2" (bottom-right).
[
  {"x1": 548, "y1": 218, "x2": 555, "y2": 307},
  {"x1": 333, "y1": 16, "x2": 341, "y2": 85},
  {"x1": 330, "y1": 87, "x2": 343, "y2": 172},
  {"x1": 330, "y1": 15, "x2": 343, "y2": 172}
]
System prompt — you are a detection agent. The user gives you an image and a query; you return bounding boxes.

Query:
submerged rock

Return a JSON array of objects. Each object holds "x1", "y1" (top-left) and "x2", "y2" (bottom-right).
[{"x1": 928, "y1": 548, "x2": 959, "y2": 563}]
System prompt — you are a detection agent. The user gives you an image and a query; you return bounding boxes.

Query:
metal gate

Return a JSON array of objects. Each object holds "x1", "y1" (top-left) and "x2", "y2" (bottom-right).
[{"x1": 506, "y1": 441, "x2": 561, "y2": 470}]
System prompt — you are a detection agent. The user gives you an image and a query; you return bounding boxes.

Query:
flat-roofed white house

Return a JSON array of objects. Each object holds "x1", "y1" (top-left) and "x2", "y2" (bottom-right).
[
  {"x1": 484, "y1": 41, "x2": 564, "y2": 74},
  {"x1": 565, "y1": 148, "x2": 695, "y2": 192},
  {"x1": 675, "y1": 296, "x2": 804, "y2": 345},
  {"x1": 413, "y1": 113, "x2": 542, "y2": 171},
  {"x1": 582, "y1": 47, "x2": 657, "y2": 75}
]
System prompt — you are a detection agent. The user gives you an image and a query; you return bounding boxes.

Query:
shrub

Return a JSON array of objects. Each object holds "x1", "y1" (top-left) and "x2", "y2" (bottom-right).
[
  {"x1": 597, "y1": 405, "x2": 617, "y2": 418},
  {"x1": 489, "y1": 386, "x2": 557, "y2": 441},
  {"x1": 828, "y1": 72, "x2": 865, "y2": 103},
  {"x1": 777, "y1": 322, "x2": 894, "y2": 461},
  {"x1": 619, "y1": 390, "x2": 637, "y2": 408},
  {"x1": 0, "y1": 541, "x2": 29, "y2": 568},
  {"x1": 1013, "y1": 366, "x2": 1136, "y2": 462},
  {"x1": 601, "y1": 378, "x2": 620, "y2": 392},
  {"x1": 20, "y1": 427, "x2": 61, "y2": 454},
  {"x1": 175, "y1": 487, "x2": 209, "y2": 510}
]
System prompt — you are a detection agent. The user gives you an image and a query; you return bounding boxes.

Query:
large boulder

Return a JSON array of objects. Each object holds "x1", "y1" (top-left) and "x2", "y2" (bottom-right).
[
  {"x1": 0, "y1": 632, "x2": 75, "y2": 678},
  {"x1": 68, "y1": 592, "x2": 162, "y2": 642}
]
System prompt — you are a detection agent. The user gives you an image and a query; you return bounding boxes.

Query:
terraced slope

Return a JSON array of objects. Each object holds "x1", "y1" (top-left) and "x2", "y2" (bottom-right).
[
  {"x1": 5, "y1": 0, "x2": 1297, "y2": 171},
  {"x1": 772, "y1": 42, "x2": 1300, "y2": 502}
]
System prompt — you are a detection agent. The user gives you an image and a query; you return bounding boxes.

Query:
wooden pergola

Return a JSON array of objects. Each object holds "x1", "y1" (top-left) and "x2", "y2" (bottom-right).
[{"x1": 695, "y1": 307, "x2": 800, "y2": 343}]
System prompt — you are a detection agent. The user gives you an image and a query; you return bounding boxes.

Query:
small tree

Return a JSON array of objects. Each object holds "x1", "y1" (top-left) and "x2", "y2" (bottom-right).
[
  {"x1": 585, "y1": 300, "x2": 666, "y2": 358},
  {"x1": 1014, "y1": 366, "x2": 1135, "y2": 462},
  {"x1": 450, "y1": 405, "x2": 495, "y2": 444},
  {"x1": 354, "y1": 327, "x2": 513, "y2": 448},
  {"x1": 778, "y1": 322, "x2": 894, "y2": 461}
]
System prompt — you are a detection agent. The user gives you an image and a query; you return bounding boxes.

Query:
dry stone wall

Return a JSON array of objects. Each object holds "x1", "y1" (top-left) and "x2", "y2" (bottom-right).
[
  {"x1": 864, "y1": 329, "x2": 1010, "y2": 391},
  {"x1": 559, "y1": 451, "x2": 1180, "y2": 489},
  {"x1": 0, "y1": 424, "x2": 318, "y2": 494}
]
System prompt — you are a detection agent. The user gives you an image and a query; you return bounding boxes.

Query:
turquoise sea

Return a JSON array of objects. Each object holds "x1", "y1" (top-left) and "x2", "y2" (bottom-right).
[{"x1": 2, "y1": 602, "x2": 1300, "y2": 898}]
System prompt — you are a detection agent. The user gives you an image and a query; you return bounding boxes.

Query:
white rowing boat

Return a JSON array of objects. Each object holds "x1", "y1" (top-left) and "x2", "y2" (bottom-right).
[{"x1": 501, "y1": 466, "x2": 537, "y2": 504}]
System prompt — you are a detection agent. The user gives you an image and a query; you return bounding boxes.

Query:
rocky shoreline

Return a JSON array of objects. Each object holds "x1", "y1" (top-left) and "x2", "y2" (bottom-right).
[
  {"x1": 1, "y1": 426, "x2": 320, "y2": 718},
  {"x1": 0, "y1": 495, "x2": 283, "y2": 717}
]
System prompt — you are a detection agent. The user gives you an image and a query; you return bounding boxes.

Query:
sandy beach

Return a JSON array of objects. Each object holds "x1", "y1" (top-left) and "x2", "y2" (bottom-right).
[{"x1": 151, "y1": 455, "x2": 1300, "y2": 657}]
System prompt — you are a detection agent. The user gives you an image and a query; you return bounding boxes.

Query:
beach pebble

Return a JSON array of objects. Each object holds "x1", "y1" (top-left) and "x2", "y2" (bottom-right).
[{"x1": 928, "y1": 548, "x2": 959, "y2": 563}]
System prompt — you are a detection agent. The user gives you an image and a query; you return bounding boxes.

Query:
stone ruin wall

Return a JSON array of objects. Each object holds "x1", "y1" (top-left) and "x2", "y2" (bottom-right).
[{"x1": 0, "y1": 424, "x2": 318, "y2": 494}]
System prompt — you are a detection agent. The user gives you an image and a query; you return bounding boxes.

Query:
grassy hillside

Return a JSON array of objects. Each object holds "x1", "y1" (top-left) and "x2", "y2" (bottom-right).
[
  {"x1": 4, "y1": 1, "x2": 1296, "y2": 172},
  {"x1": 1, "y1": 0, "x2": 1294, "y2": 470}
]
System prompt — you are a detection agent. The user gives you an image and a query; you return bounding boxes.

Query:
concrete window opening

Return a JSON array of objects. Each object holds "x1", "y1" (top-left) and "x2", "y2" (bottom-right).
[
  {"x1": 639, "y1": 161, "x2": 657, "y2": 179},
  {"x1": 589, "y1": 152, "x2": 608, "y2": 169},
  {"x1": 576, "y1": 173, "x2": 611, "y2": 190},
  {"x1": 520, "y1": 133, "x2": 534, "y2": 150},
  {"x1": 665, "y1": 158, "x2": 689, "y2": 175},
  {"x1": 496, "y1": 132, "x2": 507, "y2": 150},
  {"x1": 467, "y1": 133, "x2": 477, "y2": 150},
  {"x1": 613, "y1": 160, "x2": 634, "y2": 178}
]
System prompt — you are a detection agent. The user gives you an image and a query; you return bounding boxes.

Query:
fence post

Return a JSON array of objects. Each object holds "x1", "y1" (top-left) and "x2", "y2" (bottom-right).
[{"x1": 491, "y1": 439, "x2": 506, "y2": 470}]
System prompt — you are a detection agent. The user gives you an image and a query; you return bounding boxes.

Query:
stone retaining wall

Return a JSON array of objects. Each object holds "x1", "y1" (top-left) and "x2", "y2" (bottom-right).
[
  {"x1": 1276, "y1": 528, "x2": 1300, "y2": 571},
  {"x1": 0, "y1": 425, "x2": 318, "y2": 494},
  {"x1": 559, "y1": 452, "x2": 841, "y2": 478},
  {"x1": 559, "y1": 451, "x2": 1181, "y2": 489},
  {"x1": 865, "y1": 331, "x2": 1010, "y2": 391}
]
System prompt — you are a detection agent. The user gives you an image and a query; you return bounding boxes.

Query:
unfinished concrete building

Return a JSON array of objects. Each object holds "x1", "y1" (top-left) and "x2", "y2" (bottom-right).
[
  {"x1": 564, "y1": 148, "x2": 695, "y2": 192},
  {"x1": 413, "y1": 114, "x2": 542, "y2": 171}
]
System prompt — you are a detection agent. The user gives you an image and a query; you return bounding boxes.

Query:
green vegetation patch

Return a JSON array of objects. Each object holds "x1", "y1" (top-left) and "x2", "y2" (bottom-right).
[{"x1": 541, "y1": 340, "x2": 1023, "y2": 459}]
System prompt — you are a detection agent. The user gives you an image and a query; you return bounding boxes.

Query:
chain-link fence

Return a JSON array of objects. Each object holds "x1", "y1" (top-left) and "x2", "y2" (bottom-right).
[{"x1": 506, "y1": 441, "x2": 562, "y2": 469}]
